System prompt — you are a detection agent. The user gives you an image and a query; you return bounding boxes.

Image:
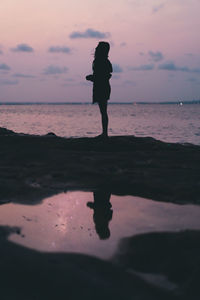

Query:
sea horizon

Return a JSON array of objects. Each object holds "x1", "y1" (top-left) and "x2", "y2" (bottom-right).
[
  {"x1": 1, "y1": 102, "x2": 200, "y2": 145},
  {"x1": 1, "y1": 100, "x2": 200, "y2": 105}
]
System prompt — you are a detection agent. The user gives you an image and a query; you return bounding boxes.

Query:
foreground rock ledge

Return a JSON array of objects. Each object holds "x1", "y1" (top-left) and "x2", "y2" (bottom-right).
[{"x1": 0, "y1": 127, "x2": 199, "y2": 205}]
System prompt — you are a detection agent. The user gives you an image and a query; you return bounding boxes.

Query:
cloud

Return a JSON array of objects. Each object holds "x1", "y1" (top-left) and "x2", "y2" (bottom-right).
[
  {"x1": 158, "y1": 61, "x2": 200, "y2": 73},
  {"x1": 61, "y1": 78, "x2": 76, "y2": 86},
  {"x1": 0, "y1": 49, "x2": 3, "y2": 55},
  {"x1": 81, "y1": 81, "x2": 92, "y2": 86},
  {"x1": 127, "y1": 0, "x2": 146, "y2": 7},
  {"x1": 158, "y1": 62, "x2": 189, "y2": 71},
  {"x1": 152, "y1": 3, "x2": 165, "y2": 13},
  {"x1": 11, "y1": 43, "x2": 34, "y2": 52},
  {"x1": 129, "y1": 64, "x2": 154, "y2": 71},
  {"x1": 0, "y1": 79, "x2": 19, "y2": 85},
  {"x1": 148, "y1": 51, "x2": 164, "y2": 62},
  {"x1": 112, "y1": 74, "x2": 120, "y2": 80},
  {"x1": 185, "y1": 53, "x2": 194, "y2": 57},
  {"x1": 113, "y1": 64, "x2": 123, "y2": 73},
  {"x1": 13, "y1": 73, "x2": 35, "y2": 78},
  {"x1": 192, "y1": 68, "x2": 200, "y2": 73},
  {"x1": 43, "y1": 65, "x2": 68, "y2": 75},
  {"x1": 0, "y1": 63, "x2": 11, "y2": 71},
  {"x1": 124, "y1": 80, "x2": 136, "y2": 86},
  {"x1": 48, "y1": 46, "x2": 71, "y2": 54},
  {"x1": 120, "y1": 42, "x2": 127, "y2": 47},
  {"x1": 63, "y1": 78, "x2": 75, "y2": 83},
  {"x1": 187, "y1": 77, "x2": 200, "y2": 84},
  {"x1": 69, "y1": 28, "x2": 109, "y2": 39}
]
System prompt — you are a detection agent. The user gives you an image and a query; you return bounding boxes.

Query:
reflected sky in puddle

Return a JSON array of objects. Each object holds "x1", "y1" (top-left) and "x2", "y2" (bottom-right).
[{"x1": 0, "y1": 191, "x2": 200, "y2": 259}]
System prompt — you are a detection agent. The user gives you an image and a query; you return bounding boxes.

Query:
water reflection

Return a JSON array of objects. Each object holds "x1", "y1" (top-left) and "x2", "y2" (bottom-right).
[
  {"x1": 0, "y1": 191, "x2": 200, "y2": 259},
  {"x1": 87, "y1": 191, "x2": 113, "y2": 239}
]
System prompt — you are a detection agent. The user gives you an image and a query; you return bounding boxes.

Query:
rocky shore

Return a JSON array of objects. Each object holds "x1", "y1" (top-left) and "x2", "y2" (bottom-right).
[
  {"x1": 0, "y1": 128, "x2": 200, "y2": 204},
  {"x1": 1, "y1": 127, "x2": 200, "y2": 299},
  {"x1": 0, "y1": 127, "x2": 199, "y2": 205}
]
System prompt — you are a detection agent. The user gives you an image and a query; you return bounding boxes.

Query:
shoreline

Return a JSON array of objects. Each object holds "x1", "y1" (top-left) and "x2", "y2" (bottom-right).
[
  {"x1": 0, "y1": 127, "x2": 199, "y2": 205},
  {"x1": 1, "y1": 127, "x2": 200, "y2": 299}
]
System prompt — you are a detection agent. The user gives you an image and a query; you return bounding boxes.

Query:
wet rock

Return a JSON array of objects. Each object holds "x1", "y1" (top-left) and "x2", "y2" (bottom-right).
[{"x1": 0, "y1": 129, "x2": 199, "y2": 205}]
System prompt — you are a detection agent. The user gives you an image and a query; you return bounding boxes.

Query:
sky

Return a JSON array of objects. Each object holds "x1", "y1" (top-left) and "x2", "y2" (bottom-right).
[{"x1": 0, "y1": 0, "x2": 200, "y2": 103}]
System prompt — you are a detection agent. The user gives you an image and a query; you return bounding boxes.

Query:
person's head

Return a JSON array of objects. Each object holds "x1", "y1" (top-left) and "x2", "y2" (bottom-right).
[
  {"x1": 96, "y1": 224, "x2": 111, "y2": 240},
  {"x1": 94, "y1": 41, "x2": 110, "y2": 59}
]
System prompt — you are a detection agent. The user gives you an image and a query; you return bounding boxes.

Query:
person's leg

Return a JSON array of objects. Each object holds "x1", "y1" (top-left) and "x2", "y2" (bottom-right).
[{"x1": 98, "y1": 101, "x2": 108, "y2": 137}]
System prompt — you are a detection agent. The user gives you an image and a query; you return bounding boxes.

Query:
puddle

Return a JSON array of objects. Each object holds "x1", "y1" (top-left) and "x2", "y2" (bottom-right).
[{"x1": 0, "y1": 191, "x2": 200, "y2": 259}]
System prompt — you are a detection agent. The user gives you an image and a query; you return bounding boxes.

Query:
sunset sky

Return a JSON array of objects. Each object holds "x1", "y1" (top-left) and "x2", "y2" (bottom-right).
[{"x1": 0, "y1": 0, "x2": 200, "y2": 103}]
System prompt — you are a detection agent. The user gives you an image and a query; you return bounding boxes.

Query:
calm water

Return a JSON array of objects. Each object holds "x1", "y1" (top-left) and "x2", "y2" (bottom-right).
[
  {"x1": 0, "y1": 103, "x2": 200, "y2": 144},
  {"x1": 1, "y1": 192, "x2": 200, "y2": 259}
]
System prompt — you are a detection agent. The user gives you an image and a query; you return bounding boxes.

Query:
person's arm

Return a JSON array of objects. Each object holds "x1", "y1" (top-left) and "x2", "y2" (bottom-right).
[
  {"x1": 86, "y1": 74, "x2": 94, "y2": 82},
  {"x1": 107, "y1": 60, "x2": 113, "y2": 79}
]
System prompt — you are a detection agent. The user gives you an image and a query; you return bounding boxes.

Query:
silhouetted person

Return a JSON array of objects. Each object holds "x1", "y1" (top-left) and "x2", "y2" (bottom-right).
[
  {"x1": 86, "y1": 41, "x2": 113, "y2": 139},
  {"x1": 87, "y1": 191, "x2": 113, "y2": 239}
]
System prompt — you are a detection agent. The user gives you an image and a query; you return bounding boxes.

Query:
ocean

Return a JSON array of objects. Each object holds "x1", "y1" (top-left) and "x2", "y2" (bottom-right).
[{"x1": 0, "y1": 103, "x2": 200, "y2": 145}]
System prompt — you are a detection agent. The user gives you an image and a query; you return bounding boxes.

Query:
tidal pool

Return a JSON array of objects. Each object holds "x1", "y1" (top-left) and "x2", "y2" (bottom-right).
[{"x1": 0, "y1": 191, "x2": 200, "y2": 259}]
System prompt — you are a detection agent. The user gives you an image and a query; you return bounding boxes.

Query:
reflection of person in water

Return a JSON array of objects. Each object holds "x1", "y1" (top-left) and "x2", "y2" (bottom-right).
[
  {"x1": 86, "y1": 41, "x2": 113, "y2": 139},
  {"x1": 87, "y1": 191, "x2": 113, "y2": 240}
]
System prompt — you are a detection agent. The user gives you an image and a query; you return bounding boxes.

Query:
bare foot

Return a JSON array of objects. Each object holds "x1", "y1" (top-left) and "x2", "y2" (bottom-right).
[{"x1": 94, "y1": 134, "x2": 108, "y2": 140}]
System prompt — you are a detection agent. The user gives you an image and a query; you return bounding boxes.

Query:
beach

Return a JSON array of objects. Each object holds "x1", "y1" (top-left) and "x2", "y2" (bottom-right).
[
  {"x1": 0, "y1": 127, "x2": 199, "y2": 205},
  {"x1": 0, "y1": 127, "x2": 200, "y2": 299},
  {"x1": 1, "y1": 0, "x2": 200, "y2": 297}
]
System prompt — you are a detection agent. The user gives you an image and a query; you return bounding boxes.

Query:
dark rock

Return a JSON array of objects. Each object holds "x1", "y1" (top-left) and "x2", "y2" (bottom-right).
[
  {"x1": 114, "y1": 230, "x2": 200, "y2": 299},
  {"x1": 0, "y1": 129, "x2": 199, "y2": 205}
]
